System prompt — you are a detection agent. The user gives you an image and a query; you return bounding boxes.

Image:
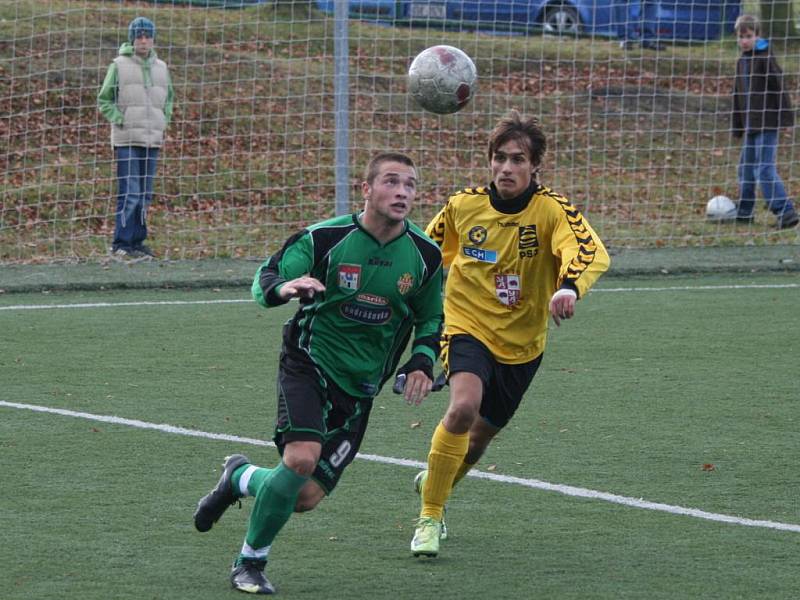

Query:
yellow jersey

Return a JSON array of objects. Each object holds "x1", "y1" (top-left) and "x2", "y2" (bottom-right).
[{"x1": 425, "y1": 182, "x2": 610, "y2": 364}]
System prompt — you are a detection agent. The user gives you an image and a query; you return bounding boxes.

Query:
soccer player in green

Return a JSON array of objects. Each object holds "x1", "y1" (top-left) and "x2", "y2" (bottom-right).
[{"x1": 193, "y1": 152, "x2": 444, "y2": 594}]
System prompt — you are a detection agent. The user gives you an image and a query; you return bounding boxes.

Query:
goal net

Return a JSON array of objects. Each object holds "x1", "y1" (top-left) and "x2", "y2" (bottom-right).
[{"x1": 1, "y1": 0, "x2": 798, "y2": 263}]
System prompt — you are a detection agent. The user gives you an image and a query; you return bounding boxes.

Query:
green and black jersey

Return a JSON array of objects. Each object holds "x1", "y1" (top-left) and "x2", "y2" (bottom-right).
[{"x1": 253, "y1": 213, "x2": 444, "y2": 398}]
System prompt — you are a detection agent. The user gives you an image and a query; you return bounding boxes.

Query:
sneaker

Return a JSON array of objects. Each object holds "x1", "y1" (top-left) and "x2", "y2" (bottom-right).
[
  {"x1": 230, "y1": 558, "x2": 275, "y2": 595},
  {"x1": 411, "y1": 516, "x2": 441, "y2": 557},
  {"x1": 413, "y1": 470, "x2": 448, "y2": 540},
  {"x1": 134, "y1": 243, "x2": 156, "y2": 257},
  {"x1": 110, "y1": 246, "x2": 151, "y2": 262},
  {"x1": 194, "y1": 454, "x2": 250, "y2": 532},
  {"x1": 777, "y1": 209, "x2": 799, "y2": 229},
  {"x1": 110, "y1": 246, "x2": 137, "y2": 259}
]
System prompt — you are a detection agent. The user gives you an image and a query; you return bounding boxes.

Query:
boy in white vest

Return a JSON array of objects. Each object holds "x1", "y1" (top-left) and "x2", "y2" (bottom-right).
[{"x1": 98, "y1": 17, "x2": 174, "y2": 259}]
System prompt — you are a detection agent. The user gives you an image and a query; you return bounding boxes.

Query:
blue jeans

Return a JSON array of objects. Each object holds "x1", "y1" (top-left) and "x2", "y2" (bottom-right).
[
  {"x1": 737, "y1": 130, "x2": 794, "y2": 218},
  {"x1": 113, "y1": 146, "x2": 159, "y2": 250}
]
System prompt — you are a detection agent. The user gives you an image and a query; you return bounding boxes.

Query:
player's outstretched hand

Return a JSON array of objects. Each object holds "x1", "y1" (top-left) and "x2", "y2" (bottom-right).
[
  {"x1": 549, "y1": 288, "x2": 577, "y2": 327},
  {"x1": 394, "y1": 371, "x2": 433, "y2": 406},
  {"x1": 393, "y1": 354, "x2": 434, "y2": 406},
  {"x1": 279, "y1": 276, "x2": 326, "y2": 300}
]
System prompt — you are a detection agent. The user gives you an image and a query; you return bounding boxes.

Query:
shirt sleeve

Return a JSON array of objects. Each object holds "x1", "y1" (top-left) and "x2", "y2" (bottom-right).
[
  {"x1": 425, "y1": 199, "x2": 459, "y2": 268},
  {"x1": 164, "y1": 69, "x2": 175, "y2": 125},
  {"x1": 549, "y1": 201, "x2": 610, "y2": 299},
  {"x1": 97, "y1": 63, "x2": 123, "y2": 125},
  {"x1": 252, "y1": 230, "x2": 314, "y2": 308},
  {"x1": 407, "y1": 262, "x2": 444, "y2": 364}
]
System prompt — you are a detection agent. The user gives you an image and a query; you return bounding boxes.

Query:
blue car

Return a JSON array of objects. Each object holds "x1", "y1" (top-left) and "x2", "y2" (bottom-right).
[{"x1": 316, "y1": 0, "x2": 740, "y2": 41}]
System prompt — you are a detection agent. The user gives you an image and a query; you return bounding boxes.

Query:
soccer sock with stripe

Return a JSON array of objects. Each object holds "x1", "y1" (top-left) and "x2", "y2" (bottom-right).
[
  {"x1": 237, "y1": 461, "x2": 308, "y2": 563},
  {"x1": 421, "y1": 421, "x2": 469, "y2": 521},
  {"x1": 232, "y1": 464, "x2": 271, "y2": 497}
]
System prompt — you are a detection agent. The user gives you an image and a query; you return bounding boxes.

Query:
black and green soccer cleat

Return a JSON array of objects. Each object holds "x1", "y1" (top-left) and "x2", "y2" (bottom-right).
[
  {"x1": 193, "y1": 454, "x2": 250, "y2": 532},
  {"x1": 230, "y1": 558, "x2": 275, "y2": 595}
]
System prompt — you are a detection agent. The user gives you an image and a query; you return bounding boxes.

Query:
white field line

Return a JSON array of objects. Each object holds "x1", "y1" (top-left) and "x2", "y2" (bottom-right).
[
  {"x1": 0, "y1": 299, "x2": 251, "y2": 311},
  {"x1": 594, "y1": 283, "x2": 799, "y2": 293},
  {"x1": 2, "y1": 399, "x2": 800, "y2": 534},
  {"x1": 0, "y1": 282, "x2": 797, "y2": 311}
]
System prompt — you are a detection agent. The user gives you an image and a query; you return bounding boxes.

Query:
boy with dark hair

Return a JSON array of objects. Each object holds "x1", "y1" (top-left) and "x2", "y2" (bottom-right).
[
  {"x1": 732, "y1": 14, "x2": 798, "y2": 229},
  {"x1": 410, "y1": 111, "x2": 610, "y2": 557}
]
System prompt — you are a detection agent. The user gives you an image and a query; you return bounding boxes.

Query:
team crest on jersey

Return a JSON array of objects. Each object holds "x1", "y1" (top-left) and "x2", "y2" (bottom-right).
[
  {"x1": 468, "y1": 225, "x2": 488, "y2": 245},
  {"x1": 338, "y1": 264, "x2": 361, "y2": 291},
  {"x1": 397, "y1": 273, "x2": 414, "y2": 295},
  {"x1": 495, "y1": 274, "x2": 521, "y2": 306}
]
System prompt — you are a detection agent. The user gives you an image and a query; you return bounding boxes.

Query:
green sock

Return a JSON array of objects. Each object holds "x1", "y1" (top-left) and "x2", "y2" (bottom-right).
[
  {"x1": 232, "y1": 464, "x2": 272, "y2": 497},
  {"x1": 242, "y1": 461, "x2": 308, "y2": 553}
]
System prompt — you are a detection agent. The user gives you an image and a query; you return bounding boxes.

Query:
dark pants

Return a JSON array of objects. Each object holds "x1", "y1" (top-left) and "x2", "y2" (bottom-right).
[{"x1": 113, "y1": 146, "x2": 159, "y2": 250}]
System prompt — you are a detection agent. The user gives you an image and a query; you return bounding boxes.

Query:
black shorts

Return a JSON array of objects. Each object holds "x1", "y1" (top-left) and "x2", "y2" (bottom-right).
[
  {"x1": 273, "y1": 345, "x2": 373, "y2": 495},
  {"x1": 441, "y1": 334, "x2": 542, "y2": 429}
]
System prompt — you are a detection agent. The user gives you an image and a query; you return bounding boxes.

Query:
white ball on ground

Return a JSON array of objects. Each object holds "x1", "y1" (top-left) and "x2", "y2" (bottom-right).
[{"x1": 705, "y1": 195, "x2": 737, "y2": 221}]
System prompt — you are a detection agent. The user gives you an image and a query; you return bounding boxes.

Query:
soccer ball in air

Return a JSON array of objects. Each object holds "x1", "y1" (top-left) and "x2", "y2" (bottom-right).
[
  {"x1": 408, "y1": 45, "x2": 477, "y2": 115},
  {"x1": 705, "y1": 195, "x2": 737, "y2": 221}
]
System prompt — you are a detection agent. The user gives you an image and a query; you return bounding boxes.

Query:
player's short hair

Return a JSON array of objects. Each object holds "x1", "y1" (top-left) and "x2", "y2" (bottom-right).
[
  {"x1": 488, "y1": 110, "x2": 547, "y2": 168},
  {"x1": 363, "y1": 152, "x2": 416, "y2": 184},
  {"x1": 734, "y1": 14, "x2": 760, "y2": 35}
]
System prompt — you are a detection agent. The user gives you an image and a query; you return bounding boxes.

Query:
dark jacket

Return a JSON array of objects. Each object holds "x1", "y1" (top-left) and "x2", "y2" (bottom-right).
[{"x1": 732, "y1": 40, "x2": 794, "y2": 137}]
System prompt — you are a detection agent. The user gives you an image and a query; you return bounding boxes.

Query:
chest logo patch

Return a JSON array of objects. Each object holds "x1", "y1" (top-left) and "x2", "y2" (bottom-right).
[
  {"x1": 468, "y1": 225, "x2": 488, "y2": 245},
  {"x1": 397, "y1": 273, "x2": 414, "y2": 295},
  {"x1": 340, "y1": 303, "x2": 392, "y2": 325},
  {"x1": 356, "y1": 293, "x2": 388, "y2": 306},
  {"x1": 463, "y1": 247, "x2": 497, "y2": 263},
  {"x1": 338, "y1": 264, "x2": 361, "y2": 291},
  {"x1": 495, "y1": 274, "x2": 521, "y2": 307},
  {"x1": 518, "y1": 225, "x2": 538, "y2": 249}
]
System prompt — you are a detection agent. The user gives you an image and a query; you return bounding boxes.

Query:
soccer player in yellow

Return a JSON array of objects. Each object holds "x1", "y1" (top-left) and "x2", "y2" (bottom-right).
[{"x1": 410, "y1": 111, "x2": 610, "y2": 557}]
